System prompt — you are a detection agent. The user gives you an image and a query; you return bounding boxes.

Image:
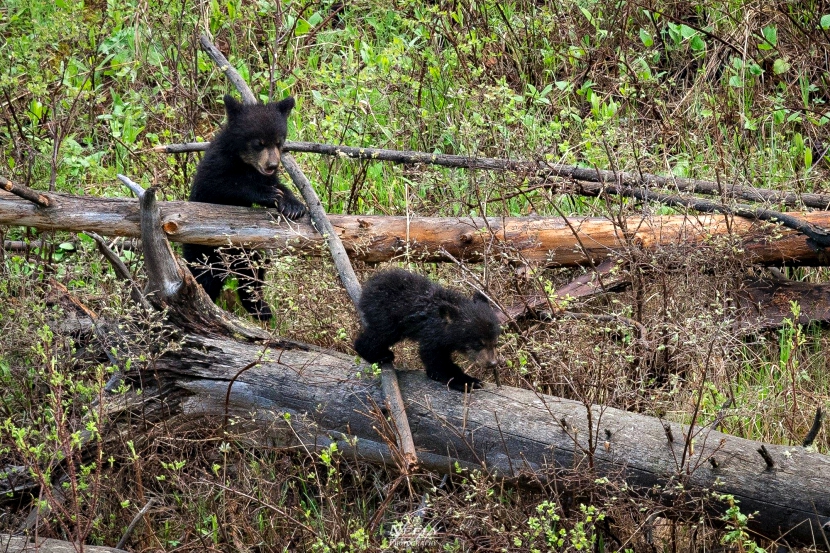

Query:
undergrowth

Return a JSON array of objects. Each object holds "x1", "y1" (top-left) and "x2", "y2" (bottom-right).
[{"x1": 2, "y1": 0, "x2": 830, "y2": 550}]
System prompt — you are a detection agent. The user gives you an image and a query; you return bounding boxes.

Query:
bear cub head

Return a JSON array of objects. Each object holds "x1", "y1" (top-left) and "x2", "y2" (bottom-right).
[
  {"x1": 440, "y1": 291, "x2": 501, "y2": 369},
  {"x1": 221, "y1": 94, "x2": 295, "y2": 176}
]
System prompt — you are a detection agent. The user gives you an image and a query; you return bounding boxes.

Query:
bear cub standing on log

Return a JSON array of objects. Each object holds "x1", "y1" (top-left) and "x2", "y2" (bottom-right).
[
  {"x1": 183, "y1": 94, "x2": 307, "y2": 320},
  {"x1": 354, "y1": 269, "x2": 501, "y2": 392}
]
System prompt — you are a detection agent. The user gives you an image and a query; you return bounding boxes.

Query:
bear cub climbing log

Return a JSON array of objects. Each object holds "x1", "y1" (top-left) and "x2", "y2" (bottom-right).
[
  {"x1": 183, "y1": 94, "x2": 307, "y2": 320},
  {"x1": 354, "y1": 269, "x2": 501, "y2": 392}
]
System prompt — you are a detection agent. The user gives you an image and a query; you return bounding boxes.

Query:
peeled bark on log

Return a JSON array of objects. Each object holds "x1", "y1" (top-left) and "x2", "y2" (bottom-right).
[{"x1": 3, "y1": 191, "x2": 830, "y2": 267}]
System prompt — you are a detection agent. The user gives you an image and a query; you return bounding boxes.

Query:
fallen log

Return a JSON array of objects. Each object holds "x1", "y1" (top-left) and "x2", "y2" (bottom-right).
[
  {"x1": 736, "y1": 277, "x2": 830, "y2": 330},
  {"x1": 0, "y1": 535, "x2": 127, "y2": 553},
  {"x1": 139, "y1": 326, "x2": 830, "y2": 548},
  {"x1": 3, "y1": 190, "x2": 830, "y2": 267}
]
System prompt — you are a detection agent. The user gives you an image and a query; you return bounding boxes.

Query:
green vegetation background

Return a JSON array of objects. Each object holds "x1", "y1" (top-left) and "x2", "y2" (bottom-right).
[{"x1": 1, "y1": 0, "x2": 829, "y2": 550}]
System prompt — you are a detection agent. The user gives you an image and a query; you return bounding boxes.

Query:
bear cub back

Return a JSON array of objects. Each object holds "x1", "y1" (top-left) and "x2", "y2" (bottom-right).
[
  {"x1": 354, "y1": 269, "x2": 501, "y2": 392},
  {"x1": 183, "y1": 94, "x2": 307, "y2": 320}
]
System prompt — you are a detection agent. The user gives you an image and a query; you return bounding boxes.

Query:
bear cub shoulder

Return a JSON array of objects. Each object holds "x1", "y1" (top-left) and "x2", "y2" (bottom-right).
[{"x1": 354, "y1": 269, "x2": 501, "y2": 392}]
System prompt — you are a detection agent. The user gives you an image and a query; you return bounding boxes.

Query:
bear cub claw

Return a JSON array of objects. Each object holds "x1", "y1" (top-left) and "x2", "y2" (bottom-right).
[
  {"x1": 277, "y1": 193, "x2": 308, "y2": 220},
  {"x1": 354, "y1": 269, "x2": 501, "y2": 393}
]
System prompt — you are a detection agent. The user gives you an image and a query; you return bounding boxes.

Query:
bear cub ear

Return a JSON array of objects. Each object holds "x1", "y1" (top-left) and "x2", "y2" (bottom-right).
[
  {"x1": 272, "y1": 96, "x2": 295, "y2": 117},
  {"x1": 223, "y1": 94, "x2": 244, "y2": 121},
  {"x1": 472, "y1": 291, "x2": 490, "y2": 304}
]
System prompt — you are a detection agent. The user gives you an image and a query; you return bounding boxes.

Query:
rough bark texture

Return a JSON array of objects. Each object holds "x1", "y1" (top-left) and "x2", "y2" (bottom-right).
[
  {"x1": 3, "y1": 191, "x2": 830, "y2": 267},
  {"x1": 736, "y1": 277, "x2": 830, "y2": 329},
  {"x1": 137, "y1": 331, "x2": 830, "y2": 547}
]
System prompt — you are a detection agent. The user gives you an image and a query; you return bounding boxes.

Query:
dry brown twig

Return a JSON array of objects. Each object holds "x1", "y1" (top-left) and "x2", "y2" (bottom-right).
[{"x1": 152, "y1": 141, "x2": 830, "y2": 209}]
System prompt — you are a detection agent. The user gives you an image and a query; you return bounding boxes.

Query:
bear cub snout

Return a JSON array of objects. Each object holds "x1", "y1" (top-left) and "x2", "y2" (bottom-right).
[{"x1": 354, "y1": 269, "x2": 501, "y2": 392}]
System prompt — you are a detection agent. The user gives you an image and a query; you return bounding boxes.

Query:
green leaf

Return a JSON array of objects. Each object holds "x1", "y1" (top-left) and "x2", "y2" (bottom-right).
[
  {"x1": 639, "y1": 28, "x2": 653, "y2": 47},
  {"x1": 762, "y1": 25, "x2": 778, "y2": 46},
  {"x1": 773, "y1": 109, "x2": 786, "y2": 125},
  {"x1": 821, "y1": 14, "x2": 830, "y2": 29},
  {"x1": 294, "y1": 19, "x2": 310, "y2": 36},
  {"x1": 805, "y1": 148, "x2": 813, "y2": 168},
  {"x1": 748, "y1": 63, "x2": 763, "y2": 76},
  {"x1": 579, "y1": 7, "x2": 594, "y2": 25},
  {"x1": 58, "y1": 242, "x2": 75, "y2": 251},
  {"x1": 728, "y1": 75, "x2": 744, "y2": 88},
  {"x1": 773, "y1": 58, "x2": 789, "y2": 74},
  {"x1": 680, "y1": 24, "x2": 696, "y2": 39},
  {"x1": 690, "y1": 35, "x2": 706, "y2": 51}
]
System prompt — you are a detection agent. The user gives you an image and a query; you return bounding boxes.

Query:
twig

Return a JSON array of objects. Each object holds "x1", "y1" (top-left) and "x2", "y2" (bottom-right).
[
  {"x1": 117, "y1": 173, "x2": 145, "y2": 198},
  {"x1": 803, "y1": 407, "x2": 823, "y2": 447},
  {"x1": 150, "y1": 142, "x2": 830, "y2": 209},
  {"x1": 757, "y1": 444, "x2": 775, "y2": 469},
  {"x1": 115, "y1": 497, "x2": 156, "y2": 550},
  {"x1": 198, "y1": 35, "x2": 257, "y2": 105},
  {"x1": 85, "y1": 231, "x2": 150, "y2": 310},
  {"x1": 0, "y1": 175, "x2": 50, "y2": 207},
  {"x1": 198, "y1": 34, "x2": 417, "y2": 469}
]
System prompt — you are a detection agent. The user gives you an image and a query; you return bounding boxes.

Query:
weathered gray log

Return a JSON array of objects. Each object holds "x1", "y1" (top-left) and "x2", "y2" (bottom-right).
[
  {"x1": 0, "y1": 534, "x2": 127, "y2": 553},
  {"x1": 134, "y1": 328, "x2": 830, "y2": 547},
  {"x1": 3, "y1": 191, "x2": 830, "y2": 267}
]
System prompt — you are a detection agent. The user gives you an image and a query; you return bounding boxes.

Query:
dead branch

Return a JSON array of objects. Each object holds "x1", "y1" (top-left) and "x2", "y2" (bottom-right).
[
  {"x1": 0, "y1": 175, "x2": 50, "y2": 207},
  {"x1": 151, "y1": 141, "x2": 830, "y2": 209}
]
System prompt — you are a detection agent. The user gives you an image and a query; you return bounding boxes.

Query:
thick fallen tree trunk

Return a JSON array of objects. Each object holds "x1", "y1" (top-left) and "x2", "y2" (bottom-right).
[
  {"x1": 2, "y1": 190, "x2": 830, "y2": 267},
  {"x1": 142, "y1": 330, "x2": 830, "y2": 548}
]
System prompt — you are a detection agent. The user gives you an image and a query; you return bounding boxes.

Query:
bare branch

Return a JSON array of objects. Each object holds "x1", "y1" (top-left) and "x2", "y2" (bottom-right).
[
  {"x1": 149, "y1": 141, "x2": 830, "y2": 209},
  {"x1": 85, "y1": 231, "x2": 150, "y2": 310}
]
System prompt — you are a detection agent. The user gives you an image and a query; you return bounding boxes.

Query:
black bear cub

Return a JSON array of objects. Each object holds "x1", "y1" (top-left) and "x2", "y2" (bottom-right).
[
  {"x1": 354, "y1": 269, "x2": 501, "y2": 392},
  {"x1": 183, "y1": 95, "x2": 307, "y2": 320}
]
